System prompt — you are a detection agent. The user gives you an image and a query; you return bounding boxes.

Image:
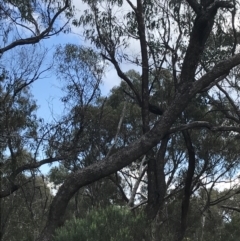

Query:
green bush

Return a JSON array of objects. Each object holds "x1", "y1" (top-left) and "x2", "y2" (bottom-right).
[{"x1": 54, "y1": 206, "x2": 147, "y2": 241}]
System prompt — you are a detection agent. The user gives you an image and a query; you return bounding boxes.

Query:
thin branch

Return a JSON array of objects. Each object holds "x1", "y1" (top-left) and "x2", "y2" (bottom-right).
[
  {"x1": 109, "y1": 174, "x2": 129, "y2": 203},
  {"x1": 128, "y1": 156, "x2": 147, "y2": 207},
  {"x1": 221, "y1": 205, "x2": 240, "y2": 213},
  {"x1": 169, "y1": 121, "x2": 240, "y2": 134},
  {"x1": 130, "y1": 199, "x2": 148, "y2": 210},
  {"x1": 0, "y1": 0, "x2": 70, "y2": 54},
  {"x1": 0, "y1": 180, "x2": 31, "y2": 198},
  {"x1": 106, "y1": 102, "x2": 127, "y2": 159},
  {"x1": 217, "y1": 83, "x2": 240, "y2": 119}
]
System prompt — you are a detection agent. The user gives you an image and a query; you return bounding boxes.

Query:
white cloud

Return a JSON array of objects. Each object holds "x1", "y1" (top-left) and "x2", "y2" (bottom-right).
[{"x1": 70, "y1": 0, "x2": 142, "y2": 95}]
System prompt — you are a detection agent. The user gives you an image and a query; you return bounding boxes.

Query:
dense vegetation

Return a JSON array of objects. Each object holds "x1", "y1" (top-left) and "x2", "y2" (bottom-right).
[{"x1": 1, "y1": 0, "x2": 240, "y2": 240}]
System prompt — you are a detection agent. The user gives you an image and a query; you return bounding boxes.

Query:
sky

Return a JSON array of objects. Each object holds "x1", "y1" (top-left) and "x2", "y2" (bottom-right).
[
  {"x1": 0, "y1": 0, "x2": 141, "y2": 175},
  {"x1": 31, "y1": 33, "x2": 120, "y2": 121},
  {"x1": 31, "y1": 33, "x2": 123, "y2": 173},
  {"x1": 31, "y1": 0, "x2": 240, "y2": 187},
  {"x1": 28, "y1": 1, "x2": 129, "y2": 173},
  {"x1": 30, "y1": 0, "x2": 135, "y2": 121},
  {"x1": 2, "y1": 0, "x2": 239, "y2": 192},
  {"x1": 30, "y1": 0, "x2": 141, "y2": 128}
]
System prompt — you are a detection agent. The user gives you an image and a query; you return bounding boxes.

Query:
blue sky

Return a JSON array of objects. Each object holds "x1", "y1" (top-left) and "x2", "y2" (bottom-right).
[
  {"x1": 29, "y1": 31, "x2": 122, "y2": 174},
  {"x1": 1, "y1": 0, "x2": 136, "y2": 174},
  {"x1": 31, "y1": 31, "x2": 123, "y2": 122},
  {"x1": 30, "y1": 0, "x2": 139, "y2": 124}
]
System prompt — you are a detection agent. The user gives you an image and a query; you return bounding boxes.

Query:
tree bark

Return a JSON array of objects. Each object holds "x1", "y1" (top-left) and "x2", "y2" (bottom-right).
[
  {"x1": 146, "y1": 137, "x2": 168, "y2": 220},
  {"x1": 175, "y1": 130, "x2": 196, "y2": 241},
  {"x1": 37, "y1": 51, "x2": 240, "y2": 240}
]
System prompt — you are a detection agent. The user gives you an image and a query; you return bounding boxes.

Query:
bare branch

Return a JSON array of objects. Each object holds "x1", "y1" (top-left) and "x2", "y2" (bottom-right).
[
  {"x1": 126, "y1": 0, "x2": 137, "y2": 11},
  {"x1": 169, "y1": 121, "x2": 240, "y2": 134},
  {"x1": 11, "y1": 157, "x2": 61, "y2": 179},
  {"x1": 106, "y1": 102, "x2": 127, "y2": 159},
  {"x1": 128, "y1": 156, "x2": 147, "y2": 207},
  {"x1": 221, "y1": 205, "x2": 240, "y2": 213}
]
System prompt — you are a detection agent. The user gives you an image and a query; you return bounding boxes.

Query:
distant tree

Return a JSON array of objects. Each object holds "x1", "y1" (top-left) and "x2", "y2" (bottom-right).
[
  {"x1": 0, "y1": 45, "x2": 51, "y2": 240},
  {"x1": 54, "y1": 206, "x2": 147, "y2": 241},
  {"x1": 1, "y1": 176, "x2": 52, "y2": 241}
]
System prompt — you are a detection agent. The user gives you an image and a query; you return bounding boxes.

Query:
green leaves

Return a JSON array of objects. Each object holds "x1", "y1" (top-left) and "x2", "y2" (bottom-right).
[{"x1": 54, "y1": 206, "x2": 146, "y2": 241}]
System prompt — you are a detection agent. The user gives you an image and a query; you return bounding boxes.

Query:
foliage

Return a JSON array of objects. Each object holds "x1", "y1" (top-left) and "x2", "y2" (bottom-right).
[
  {"x1": 2, "y1": 0, "x2": 240, "y2": 241},
  {"x1": 0, "y1": 0, "x2": 72, "y2": 55},
  {"x1": 54, "y1": 206, "x2": 147, "y2": 241},
  {"x1": 1, "y1": 176, "x2": 52, "y2": 241}
]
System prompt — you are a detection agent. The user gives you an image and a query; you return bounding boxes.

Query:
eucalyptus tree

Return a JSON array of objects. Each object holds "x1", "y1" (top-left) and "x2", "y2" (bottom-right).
[
  {"x1": 0, "y1": 41, "x2": 107, "y2": 240},
  {"x1": 28, "y1": 0, "x2": 240, "y2": 240},
  {"x1": 0, "y1": 44, "x2": 51, "y2": 198},
  {"x1": 0, "y1": 43, "x2": 52, "y2": 240},
  {"x1": 0, "y1": 0, "x2": 74, "y2": 185}
]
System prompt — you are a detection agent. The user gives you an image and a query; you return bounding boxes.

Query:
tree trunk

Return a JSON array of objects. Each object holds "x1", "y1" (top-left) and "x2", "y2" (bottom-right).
[{"x1": 37, "y1": 52, "x2": 240, "y2": 240}]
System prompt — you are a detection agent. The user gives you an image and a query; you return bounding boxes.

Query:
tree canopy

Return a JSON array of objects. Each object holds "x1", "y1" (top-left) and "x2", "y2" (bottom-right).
[{"x1": 1, "y1": 0, "x2": 240, "y2": 241}]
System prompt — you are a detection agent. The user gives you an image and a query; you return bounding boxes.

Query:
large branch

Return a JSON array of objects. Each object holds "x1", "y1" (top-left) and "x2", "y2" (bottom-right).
[
  {"x1": 180, "y1": 1, "x2": 233, "y2": 83},
  {"x1": 221, "y1": 205, "x2": 240, "y2": 213},
  {"x1": 11, "y1": 157, "x2": 61, "y2": 179},
  {"x1": 37, "y1": 42, "x2": 240, "y2": 241},
  {"x1": 169, "y1": 121, "x2": 240, "y2": 133}
]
